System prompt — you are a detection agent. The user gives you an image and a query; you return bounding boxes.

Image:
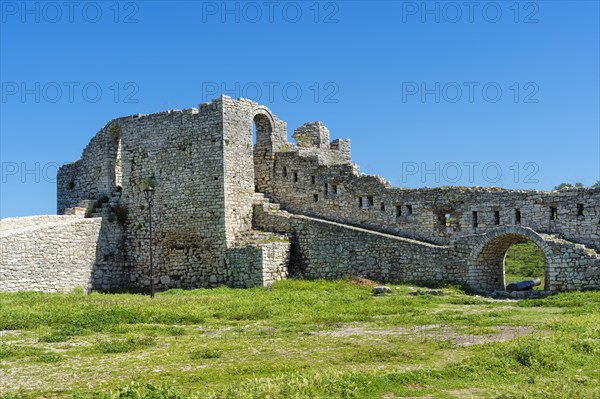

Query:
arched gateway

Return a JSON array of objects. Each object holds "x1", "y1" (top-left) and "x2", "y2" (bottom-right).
[{"x1": 467, "y1": 226, "x2": 555, "y2": 292}]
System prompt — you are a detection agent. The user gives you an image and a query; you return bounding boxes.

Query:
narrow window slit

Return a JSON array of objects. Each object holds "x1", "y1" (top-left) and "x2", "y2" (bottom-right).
[{"x1": 550, "y1": 206, "x2": 558, "y2": 221}]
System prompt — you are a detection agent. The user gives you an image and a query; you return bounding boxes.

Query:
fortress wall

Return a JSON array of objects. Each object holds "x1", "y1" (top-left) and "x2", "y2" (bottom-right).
[
  {"x1": 221, "y1": 97, "x2": 288, "y2": 244},
  {"x1": 57, "y1": 125, "x2": 116, "y2": 214},
  {"x1": 0, "y1": 216, "x2": 102, "y2": 292},
  {"x1": 44, "y1": 97, "x2": 598, "y2": 293},
  {"x1": 56, "y1": 98, "x2": 236, "y2": 290},
  {"x1": 253, "y1": 204, "x2": 463, "y2": 284},
  {"x1": 270, "y1": 150, "x2": 600, "y2": 251},
  {"x1": 544, "y1": 239, "x2": 600, "y2": 291},
  {"x1": 451, "y1": 228, "x2": 600, "y2": 292},
  {"x1": 222, "y1": 97, "x2": 261, "y2": 244},
  {"x1": 116, "y1": 101, "x2": 230, "y2": 289},
  {"x1": 227, "y1": 240, "x2": 290, "y2": 288}
]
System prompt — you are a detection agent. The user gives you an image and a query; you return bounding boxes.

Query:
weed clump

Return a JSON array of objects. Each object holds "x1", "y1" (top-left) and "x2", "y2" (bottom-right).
[{"x1": 95, "y1": 336, "x2": 156, "y2": 354}]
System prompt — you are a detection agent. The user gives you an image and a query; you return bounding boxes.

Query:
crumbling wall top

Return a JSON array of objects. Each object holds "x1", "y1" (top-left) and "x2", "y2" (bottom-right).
[{"x1": 292, "y1": 122, "x2": 330, "y2": 148}]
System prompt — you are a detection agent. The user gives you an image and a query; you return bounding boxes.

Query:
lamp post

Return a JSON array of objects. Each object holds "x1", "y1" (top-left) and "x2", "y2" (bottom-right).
[{"x1": 143, "y1": 186, "x2": 155, "y2": 299}]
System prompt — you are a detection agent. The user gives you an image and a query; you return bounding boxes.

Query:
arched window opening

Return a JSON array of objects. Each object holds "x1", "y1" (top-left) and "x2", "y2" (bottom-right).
[{"x1": 252, "y1": 113, "x2": 273, "y2": 193}]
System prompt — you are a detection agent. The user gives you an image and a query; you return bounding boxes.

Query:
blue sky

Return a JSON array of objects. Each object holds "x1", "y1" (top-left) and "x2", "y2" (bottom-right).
[{"x1": 1, "y1": 0, "x2": 599, "y2": 218}]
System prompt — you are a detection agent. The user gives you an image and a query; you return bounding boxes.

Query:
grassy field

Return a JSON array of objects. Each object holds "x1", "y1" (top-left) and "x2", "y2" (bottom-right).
[{"x1": 1, "y1": 277, "x2": 599, "y2": 399}]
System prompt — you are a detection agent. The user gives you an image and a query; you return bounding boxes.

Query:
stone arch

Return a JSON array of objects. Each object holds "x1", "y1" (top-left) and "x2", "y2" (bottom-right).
[
  {"x1": 251, "y1": 107, "x2": 275, "y2": 148},
  {"x1": 251, "y1": 107, "x2": 275, "y2": 192},
  {"x1": 467, "y1": 226, "x2": 554, "y2": 292}
]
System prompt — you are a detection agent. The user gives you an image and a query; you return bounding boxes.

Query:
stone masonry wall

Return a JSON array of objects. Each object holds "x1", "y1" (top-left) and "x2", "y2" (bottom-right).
[
  {"x1": 57, "y1": 98, "x2": 232, "y2": 290},
  {"x1": 221, "y1": 97, "x2": 288, "y2": 245},
  {"x1": 270, "y1": 145, "x2": 600, "y2": 252},
  {"x1": 227, "y1": 236, "x2": 290, "y2": 288},
  {"x1": 54, "y1": 96, "x2": 293, "y2": 291},
  {"x1": 253, "y1": 203, "x2": 461, "y2": 284},
  {"x1": 6, "y1": 96, "x2": 597, "y2": 293},
  {"x1": 0, "y1": 216, "x2": 102, "y2": 292},
  {"x1": 113, "y1": 101, "x2": 230, "y2": 290},
  {"x1": 255, "y1": 205, "x2": 600, "y2": 291}
]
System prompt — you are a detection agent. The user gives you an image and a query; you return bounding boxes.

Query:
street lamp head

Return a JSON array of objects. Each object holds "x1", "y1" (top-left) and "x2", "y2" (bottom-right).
[{"x1": 143, "y1": 186, "x2": 155, "y2": 204}]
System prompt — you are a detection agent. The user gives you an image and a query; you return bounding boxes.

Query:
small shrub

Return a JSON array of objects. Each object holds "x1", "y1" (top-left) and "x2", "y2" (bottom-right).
[
  {"x1": 72, "y1": 383, "x2": 188, "y2": 399},
  {"x1": 87, "y1": 195, "x2": 110, "y2": 217},
  {"x1": 112, "y1": 204, "x2": 128, "y2": 225},
  {"x1": 139, "y1": 177, "x2": 156, "y2": 190},
  {"x1": 505, "y1": 336, "x2": 563, "y2": 371},
  {"x1": 190, "y1": 348, "x2": 221, "y2": 359},
  {"x1": 95, "y1": 336, "x2": 156, "y2": 354},
  {"x1": 0, "y1": 344, "x2": 41, "y2": 359},
  {"x1": 165, "y1": 326, "x2": 187, "y2": 336},
  {"x1": 39, "y1": 332, "x2": 69, "y2": 343},
  {"x1": 571, "y1": 338, "x2": 600, "y2": 355},
  {"x1": 108, "y1": 124, "x2": 121, "y2": 140},
  {"x1": 36, "y1": 353, "x2": 63, "y2": 363}
]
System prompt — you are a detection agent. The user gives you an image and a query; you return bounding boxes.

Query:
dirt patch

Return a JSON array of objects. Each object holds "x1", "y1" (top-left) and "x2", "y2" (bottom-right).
[
  {"x1": 444, "y1": 387, "x2": 488, "y2": 398},
  {"x1": 0, "y1": 330, "x2": 22, "y2": 339},
  {"x1": 348, "y1": 276, "x2": 378, "y2": 287},
  {"x1": 318, "y1": 323, "x2": 536, "y2": 346},
  {"x1": 454, "y1": 326, "x2": 534, "y2": 346}
]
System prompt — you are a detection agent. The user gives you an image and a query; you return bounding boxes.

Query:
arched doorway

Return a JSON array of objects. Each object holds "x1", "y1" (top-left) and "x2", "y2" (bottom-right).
[
  {"x1": 468, "y1": 227, "x2": 553, "y2": 292},
  {"x1": 504, "y1": 241, "x2": 546, "y2": 289},
  {"x1": 252, "y1": 112, "x2": 273, "y2": 193}
]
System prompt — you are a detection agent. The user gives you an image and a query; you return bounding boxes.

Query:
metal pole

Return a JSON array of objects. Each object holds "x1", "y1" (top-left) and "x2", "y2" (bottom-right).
[{"x1": 148, "y1": 200, "x2": 154, "y2": 299}]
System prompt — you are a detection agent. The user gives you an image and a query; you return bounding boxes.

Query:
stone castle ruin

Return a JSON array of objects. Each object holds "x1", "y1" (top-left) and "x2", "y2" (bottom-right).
[{"x1": 1, "y1": 96, "x2": 599, "y2": 293}]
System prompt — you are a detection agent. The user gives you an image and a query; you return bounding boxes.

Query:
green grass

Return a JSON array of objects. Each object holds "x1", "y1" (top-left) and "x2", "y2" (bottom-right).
[
  {"x1": 505, "y1": 242, "x2": 546, "y2": 289},
  {"x1": 1, "y1": 279, "x2": 599, "y2": 398},
  {"x1": 94, "y1": 336, "x2": 156, "y2": 354}
]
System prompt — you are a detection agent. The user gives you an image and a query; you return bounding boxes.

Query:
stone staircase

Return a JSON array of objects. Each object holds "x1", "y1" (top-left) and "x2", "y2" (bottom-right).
[
  {"x1": 252, "y1": 192, "x2": 281, "y2": 211},
  {"x1": 0, "y1": 215, "x2": 87, "y2": 238},
  {"x1": 540, "y1": 233, "x2": 600, "y2": 262},
  {"x1": 0, "y1": 215, "x2": 102, "y2": 292},
  {"x1": 539, "y1": 233, "x2": 600, "y2": 291},
  {"x1": 225, "y1": 193, "x2": 290, "y2": 288},
  {"x1": 64, "y1": 200, "x2": 96, "y2": 217}
]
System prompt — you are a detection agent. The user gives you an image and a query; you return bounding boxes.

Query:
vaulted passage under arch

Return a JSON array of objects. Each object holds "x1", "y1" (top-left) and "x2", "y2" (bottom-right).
[
  {"x1": 469, "y1": 231, "x2": 551, "y2": 292},
  {"x1": 252, "y1": 113, "x2": 273, "y2": 192}
]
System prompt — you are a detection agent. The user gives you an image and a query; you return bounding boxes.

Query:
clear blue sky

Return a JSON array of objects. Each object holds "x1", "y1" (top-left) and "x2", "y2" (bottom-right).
[{"x1": 1, "y1": 1, "x2": 599, "y2": 218}]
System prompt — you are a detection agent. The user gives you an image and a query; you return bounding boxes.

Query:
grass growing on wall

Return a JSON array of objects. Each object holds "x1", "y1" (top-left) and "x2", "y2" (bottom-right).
[{"x1": 1, "y1": 279, "x2": 599, "y2": 399}]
